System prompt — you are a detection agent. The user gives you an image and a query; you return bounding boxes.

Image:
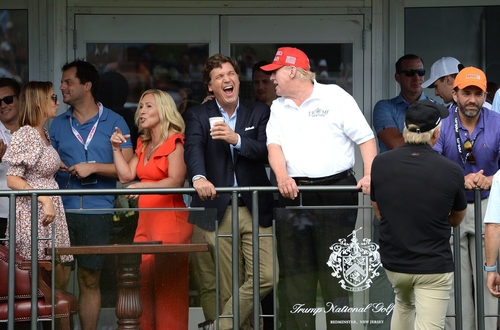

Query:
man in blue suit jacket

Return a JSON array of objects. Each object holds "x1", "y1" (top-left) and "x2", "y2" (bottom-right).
[{"x1": 184, "y1": 54, "x2": 275, "y2": 330}]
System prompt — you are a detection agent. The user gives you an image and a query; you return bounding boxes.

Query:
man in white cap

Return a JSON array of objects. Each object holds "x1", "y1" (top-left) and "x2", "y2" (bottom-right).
[
  {"x1": 423, "y1": 57, "x2": 493, "y2": 111},
  {"x1": 433, "y1": 66, "x2": 500, "y2": 330},
  {"x1": 422, "y1": 57, "x2": 464, "y2": 105}
]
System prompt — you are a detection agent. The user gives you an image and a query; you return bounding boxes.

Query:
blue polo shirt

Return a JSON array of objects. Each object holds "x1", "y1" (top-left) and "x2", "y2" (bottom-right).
[
  {"x1": 49, "y1": 104, "x2": 132, "y2": 213},
  {"x1": 433, "y1": 105, "x2": 500, "y2": 201},
  {"x1": 373, "y1": 93, "x2": 430, "y2": 153}
]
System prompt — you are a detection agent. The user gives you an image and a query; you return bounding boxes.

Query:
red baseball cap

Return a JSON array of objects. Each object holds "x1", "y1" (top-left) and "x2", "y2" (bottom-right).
[{"x1": 260, "y1": 47, "x2": 310, "y2": 72}]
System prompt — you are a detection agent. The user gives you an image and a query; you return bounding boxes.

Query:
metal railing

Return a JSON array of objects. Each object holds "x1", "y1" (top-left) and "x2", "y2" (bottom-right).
[{"x1": 0, "y1": 186, "x2": 494, "y2": 330}]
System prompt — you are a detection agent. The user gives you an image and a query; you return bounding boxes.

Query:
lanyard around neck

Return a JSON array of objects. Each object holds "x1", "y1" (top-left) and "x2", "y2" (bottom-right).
[
  {"x1": 69, "y1": 102, "x2": 104, "y2": 157},
  {"x1": 453, "y1": 107, "x2": 478, "y2": 166}
]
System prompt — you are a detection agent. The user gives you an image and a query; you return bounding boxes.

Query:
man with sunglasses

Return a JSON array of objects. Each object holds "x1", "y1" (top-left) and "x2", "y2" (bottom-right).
[
  {"x1": 373, "y1": 54, "x2": 431, "y2": 153},
  {"x1": 370, "y1": 54, "x2": 432, "y2": 329},
  {"x1": 0, "y1": 78, "x2": 20, "y2": 239},
  {"x1": 433, "y1": 67, "x2": 500, "y2": 330}
]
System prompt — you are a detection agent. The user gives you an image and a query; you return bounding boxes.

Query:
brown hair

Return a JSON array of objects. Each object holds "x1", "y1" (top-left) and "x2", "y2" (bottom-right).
[{"x1": 201, "y1": 54, "x2": 240, "y2": 87}]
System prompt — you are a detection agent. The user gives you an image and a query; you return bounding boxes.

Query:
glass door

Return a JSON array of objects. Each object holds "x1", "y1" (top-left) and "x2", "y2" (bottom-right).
[
  {"x1": 222, "y1": 15, "x2": 374, "y2": 330},
  {"x1": 74, "y1": 14, "x2": 219, "y2": 109}
]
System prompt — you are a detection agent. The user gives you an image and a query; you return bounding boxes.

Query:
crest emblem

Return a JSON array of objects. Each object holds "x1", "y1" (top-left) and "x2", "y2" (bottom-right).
[{"x1": 326, "y1": 227, "x2": 381, "y2": 292}]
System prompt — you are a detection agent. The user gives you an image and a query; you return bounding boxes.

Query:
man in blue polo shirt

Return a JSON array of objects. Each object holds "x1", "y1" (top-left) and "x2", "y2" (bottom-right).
[
  {"x1": 50, "y1": 59, "x2": 133, "y2": 330},
  {"x1": 433, "y1": 66, "x2": 500, "y2": 330}
]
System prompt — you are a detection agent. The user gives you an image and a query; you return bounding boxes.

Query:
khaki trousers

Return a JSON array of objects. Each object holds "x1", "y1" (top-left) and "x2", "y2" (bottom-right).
[
  {"x1": 386, "y1": 270, "x2": 453, "y2": 330},
  {"x1": 203, "y1": 205, "x2": 276, "y2": 330}
]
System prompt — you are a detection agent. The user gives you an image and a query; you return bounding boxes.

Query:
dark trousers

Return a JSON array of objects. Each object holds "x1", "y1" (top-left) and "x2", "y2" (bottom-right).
[
  {"x1": 276, "y1": 173, "x2": 358, "y2": 330},
  {"x1": 0, "y1": 217, "x2": 6, "y2": 240}
]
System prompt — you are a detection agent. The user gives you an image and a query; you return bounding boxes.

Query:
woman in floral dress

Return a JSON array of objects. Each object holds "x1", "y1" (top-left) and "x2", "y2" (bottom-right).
[{"x1": 3, "y1": 81, "x2": 72, "y2": 287}]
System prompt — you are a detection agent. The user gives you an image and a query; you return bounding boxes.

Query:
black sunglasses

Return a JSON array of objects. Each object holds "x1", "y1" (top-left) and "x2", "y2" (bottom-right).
[
  {"x1": 398, "y1": 69, "x2": 426, "y2": 77},
  {"x1": 0, "y1": 95, "x2": 15, "y2": 105},
  {"x1": 51, "y1": 94, "x2": 58, "y2": 104},
  {"x1": 464, "y1": 139, "x2": 476, "y2": 164}
]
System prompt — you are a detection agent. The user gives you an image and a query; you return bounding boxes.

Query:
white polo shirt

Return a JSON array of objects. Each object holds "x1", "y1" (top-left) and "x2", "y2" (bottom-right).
[
  {"x1": 266, "y1": 81, "x2": 374, "y2": 178},
  {"x1": 484, "y1": 170, "x2": 500, "y2": 224}
]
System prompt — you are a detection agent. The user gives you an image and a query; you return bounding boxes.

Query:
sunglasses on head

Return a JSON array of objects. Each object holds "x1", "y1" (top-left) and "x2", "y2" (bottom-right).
[
  {"x1": 464, "y1": 139, "x2": 476, "y2": 164},
  {"x1": 0, "y1": 95, "x2": 15, "y2": 105},
  {"x1": 398, "y1": 69, "x2": 426, "y2": 77}
]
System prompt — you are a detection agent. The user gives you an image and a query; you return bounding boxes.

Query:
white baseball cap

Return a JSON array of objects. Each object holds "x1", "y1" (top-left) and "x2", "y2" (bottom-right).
[{"x1": 422, "y1": 57, "x2": 462, "y2": 88}]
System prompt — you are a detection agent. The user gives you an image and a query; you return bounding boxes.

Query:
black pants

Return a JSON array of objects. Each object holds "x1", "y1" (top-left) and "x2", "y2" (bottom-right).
[
  {"x1": 276, "y1": 173, "x2": 358, "y2": 330},
  {"x1": 0, "y1": 217, "x2": 6, "y2": 240}
]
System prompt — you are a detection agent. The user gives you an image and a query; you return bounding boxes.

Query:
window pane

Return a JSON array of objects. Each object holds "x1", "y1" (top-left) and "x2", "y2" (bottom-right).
[
  {"x1": 0, "y1": 10, "x2": 28, "y2": 84},
  {"x1": 230, "y1": 43, "x2": 354, "y2": 99},
  {"x1": 86, "y1": 43, "x2": 209, "y2": 111},
  {"x1": 405, "y1": 6, "x2": 500, "y2": 101}
]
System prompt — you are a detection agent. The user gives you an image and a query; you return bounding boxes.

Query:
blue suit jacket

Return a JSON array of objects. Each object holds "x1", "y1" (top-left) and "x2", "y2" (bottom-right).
[{"x1": 184, "y1": 98, "x2": 274, "y2": 231}]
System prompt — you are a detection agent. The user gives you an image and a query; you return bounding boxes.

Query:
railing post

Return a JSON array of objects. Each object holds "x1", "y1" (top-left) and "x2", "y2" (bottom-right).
[
  {"x1": 453, "y1": 224, "x2": 463, "y2": 330},
  {"x1": 231, "y1": 191, "x2": 240, "y2": 329},
  {"x1": 30, "y1": 192, "x2": 38, "y2": 330},
  {"x1": 474, "y1": 188, "x2": 485, "y2": 330},
  {"x1": 252, "y1": 191, "x2": 260, "y2": 329},
  {"x1": 7, "y1": 193, "x2": 16, "y2": 330}
]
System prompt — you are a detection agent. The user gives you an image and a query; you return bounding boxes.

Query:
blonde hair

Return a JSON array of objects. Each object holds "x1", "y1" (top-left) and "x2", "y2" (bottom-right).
[
  {"x1": 18, "y1": 81, "x2": 53, "y2": 127},
  {"x1": 403, "y1": 122, "x2": 441, "y2": 144},
  {"x1": 296, "y1": 67, "x2": 316, "y2": 82},
  {"x1": 135, "y1": 89, "x2": 185, "y2": 151}
]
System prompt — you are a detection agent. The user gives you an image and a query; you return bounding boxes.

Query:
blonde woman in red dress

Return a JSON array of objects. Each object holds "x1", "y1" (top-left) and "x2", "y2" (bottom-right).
[{"x1": 111, "y1": 89, "x2": 193, "y2": 330}]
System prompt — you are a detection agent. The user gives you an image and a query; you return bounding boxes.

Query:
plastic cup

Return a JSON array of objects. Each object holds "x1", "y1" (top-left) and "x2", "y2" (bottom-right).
[{"x1": 209, "y1": 117, "x2": 224, "y2": 128}]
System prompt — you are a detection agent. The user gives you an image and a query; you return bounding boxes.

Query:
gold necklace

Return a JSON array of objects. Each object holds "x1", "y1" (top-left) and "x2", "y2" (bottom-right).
[{"x1": 145, "y1": 143, "x2": 158, "y2": 161}]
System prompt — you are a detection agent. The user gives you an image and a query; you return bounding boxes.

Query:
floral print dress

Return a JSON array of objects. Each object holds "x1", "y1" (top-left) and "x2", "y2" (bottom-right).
[{"x1": 3, "y1": 126, "x2": 72, "y2": 262}]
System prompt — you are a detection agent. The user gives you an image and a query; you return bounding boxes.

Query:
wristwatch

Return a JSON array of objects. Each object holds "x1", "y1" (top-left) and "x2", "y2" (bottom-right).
[{"x1": 484, "y1": 263, "x2": 497, "y2": 272}]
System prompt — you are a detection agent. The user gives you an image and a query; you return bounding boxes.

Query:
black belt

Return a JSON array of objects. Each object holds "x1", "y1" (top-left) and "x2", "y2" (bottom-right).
[
  {"x1": 228, "y1": 197, "x2": 245, "y2": 207},
  {"x1": 294, "y1": 169, "x2": 354, "y2": 185}
]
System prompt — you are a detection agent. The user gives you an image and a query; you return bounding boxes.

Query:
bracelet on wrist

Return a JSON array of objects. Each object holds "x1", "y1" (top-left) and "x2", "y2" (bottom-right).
[
  {"x1": 484, "y1": 263, "x2": 497, "y2": 272},
  {"x1": 113, "y1": 148, "x2": 122, "y2": 152}
]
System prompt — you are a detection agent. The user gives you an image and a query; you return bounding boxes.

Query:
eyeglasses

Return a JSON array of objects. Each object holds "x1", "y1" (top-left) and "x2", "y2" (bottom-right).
[
  {"x1": 50, "y1": 94, "x2": 58, "y2": 104},
  {"x1": 398, "y1": 69, "x2": 426, "y2": 77},
  {"x1": 464, "y1": 139, "x2": 476, "y2": 164},
  {"x1": 0, "y1": 95, "x2": 15, "y2": 105}
]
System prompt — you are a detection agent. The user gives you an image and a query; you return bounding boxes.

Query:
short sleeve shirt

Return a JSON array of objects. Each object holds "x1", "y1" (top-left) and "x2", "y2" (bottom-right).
[
  {"x1": 371, "y1": 144, "x2": 467, "y2": 273},
  {"x1": 266, "y1": 81, "x2": 374, "y2": 178},
  {"x1": 484, "y1": 170, "x2": 500, "y2": 224},
  {"x1": 433, "y1": 106, "x2": 500, "y2": 201},
  {"x1": 372, "y1": 93, "x2": 429, "y2": 153},
  {"x1": 49, "y1": 104, "x2": 132, "y2": 213}
]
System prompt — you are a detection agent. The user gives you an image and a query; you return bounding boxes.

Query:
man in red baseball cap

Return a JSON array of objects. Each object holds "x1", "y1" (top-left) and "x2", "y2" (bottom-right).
[
  {"x1": 260, "y1": 47, "x2": 310, "y2": 72},
  {"x1": 263, "y1": 46, "x2": 377, "y2": 330}
]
